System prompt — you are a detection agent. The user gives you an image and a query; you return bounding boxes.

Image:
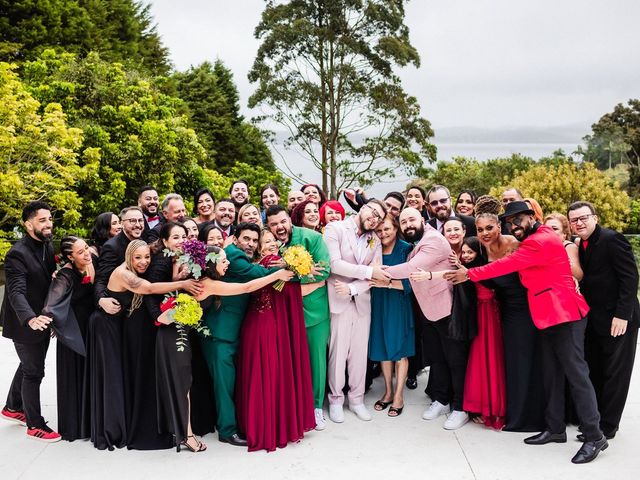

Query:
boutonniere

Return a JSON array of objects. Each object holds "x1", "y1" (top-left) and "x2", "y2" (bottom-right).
[
  {"x1": 367, "y1": 236, "x2": 376, "y2": 249},
  {"x1": 81, "y1": 274, "x2": 92, "y2": 284}
]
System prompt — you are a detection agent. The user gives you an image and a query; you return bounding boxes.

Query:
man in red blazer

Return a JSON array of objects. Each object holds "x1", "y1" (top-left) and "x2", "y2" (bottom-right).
[{"x1": 445, "y1": 201, "x2": 607, "y2": 464}]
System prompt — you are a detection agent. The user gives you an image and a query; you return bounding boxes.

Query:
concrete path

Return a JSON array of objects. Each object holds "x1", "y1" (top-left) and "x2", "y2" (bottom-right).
[{"x1": 0, "y1": 338, "x2": 638, "y2": 480}]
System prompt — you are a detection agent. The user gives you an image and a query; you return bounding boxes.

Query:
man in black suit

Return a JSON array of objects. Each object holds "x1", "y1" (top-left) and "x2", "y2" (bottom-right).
[
  {"x1": 0, "y1": 202, "x2": 60, "y2": 441},
  {"x1": 145, "y1": 193, "x2": 186, "y2": 244},
  {"x1": 137, "y1": 185, "x2": 161, "y2": 242},
  {"x1": 94, "y1": 206, "x2": 145, "y2": 314},
  {"x1": 568, "y1": 201, "x2": 639, "y2": 440},
  {"x1": 211, "y1": 199, "x2": 236, "y2": 239},
  {"x1": 426, "y1": 185, "x2": 477, "y2": 237}
]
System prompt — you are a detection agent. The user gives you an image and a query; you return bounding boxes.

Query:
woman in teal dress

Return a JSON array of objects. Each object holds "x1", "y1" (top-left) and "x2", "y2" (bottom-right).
[{"x1": 368, "y1": 215, "x2": 415, "y2": 417}]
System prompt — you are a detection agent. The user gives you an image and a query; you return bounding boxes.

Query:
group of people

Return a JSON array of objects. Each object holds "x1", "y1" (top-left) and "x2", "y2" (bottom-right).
[{"x1": 0, "y1": 179, "x2": 637, "y2": 464}]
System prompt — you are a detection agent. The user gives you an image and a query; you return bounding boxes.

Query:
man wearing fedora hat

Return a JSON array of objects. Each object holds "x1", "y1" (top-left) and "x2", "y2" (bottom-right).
[{"x1": 445, "y1": 201, "x2": 607, "y2": 464}]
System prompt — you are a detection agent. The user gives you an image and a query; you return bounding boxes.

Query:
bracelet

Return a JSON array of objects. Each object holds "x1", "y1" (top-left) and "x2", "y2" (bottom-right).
[{"x1": 428, "y1": 271, "x2": 433, "y2": 280}]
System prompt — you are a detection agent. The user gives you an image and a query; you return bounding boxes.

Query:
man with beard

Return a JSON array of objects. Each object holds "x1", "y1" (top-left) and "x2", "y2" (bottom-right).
[
  {"x1": 199, "y1": 222, "x2": 274, "y2": 446},
  {"x1": 229, "y1": 180, "x2": 250, "y2": 213},
  {"x1": 0, "y1": 202, "x2": 60, "y2": 441},
  {"x1": 94, "y1": 207, "x2": 145, "y2": 314},
  {"x1": 137, "y1": 185, "x2": 160, "y2": 242},
  {"x1": 212, "y1": 199, "x2": 236, "y2": 239},
  {"x1": 323, "y1": 199, "x2": 389, "y2": 423},
  {"x1": 426, "y1": 185, "x2": 476, "y2": 236},
  {"x1": 287, "y1": 190, "x2": 306, "y2": 213},
  {"x1": 384, "y1": 208, "x2": 468, "y2": 429},
  {"x1": 146, "y1": 194, "x2": 186, "y2": 243},
  {"x1": 568, "y1": 201, "x2": 638, "y2": 442},
  {"x1": 265, "y1": 205, "x2": 331, "y2": 430},
  {"x1": 445, "y1": 201, "x2": 606, "y2": 464}
]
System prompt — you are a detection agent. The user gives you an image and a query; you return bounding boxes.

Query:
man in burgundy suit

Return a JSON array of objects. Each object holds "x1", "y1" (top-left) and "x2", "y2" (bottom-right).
[{"x1": 445, "y1": 201, "x2": 607, "y2": 464}]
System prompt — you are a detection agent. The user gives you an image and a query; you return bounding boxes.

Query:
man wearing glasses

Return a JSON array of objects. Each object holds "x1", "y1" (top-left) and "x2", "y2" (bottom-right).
[
  {"x1": 426, "y1": 185, "x2": 476, "y2": 236},
  {"x1": 568, "y1": 201, "x2": 638, "y2": 443},
  {"x1": 445, "y1": 201, "x2": 607, "y2": 464},
  {"x1": 324, "y1": 199, "x2": 390, "y2": 423},
  {"x1": 94, "y1": 207, "x2": 145, "y2": 314}
]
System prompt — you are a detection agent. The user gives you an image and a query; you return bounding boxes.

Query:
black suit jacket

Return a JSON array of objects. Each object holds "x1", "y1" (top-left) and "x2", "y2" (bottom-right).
[
  {"x1": 1, "y1": 236, "x2": 56, "y2": 343},
  {"x1": 579, "y1": 224, "x2": 640, "y2": 336},
  {"x1": 94, "y1": 231, "x2": 130, "y2": 302},
  {"x1": 428, "y1": 213, "x2": 477, "y2": 237}
]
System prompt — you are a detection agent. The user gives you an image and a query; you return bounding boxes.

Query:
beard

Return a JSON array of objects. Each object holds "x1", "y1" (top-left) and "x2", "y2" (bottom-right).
[
  {"x1": 34, "y1": 228, "x2": 53, "y2": 242},
  {"x1": 434, "y1": 207, "x2": 452, "y2": 221},
  {"x1": 402, "y1": 224, "x2": 425, "y2": 243}
]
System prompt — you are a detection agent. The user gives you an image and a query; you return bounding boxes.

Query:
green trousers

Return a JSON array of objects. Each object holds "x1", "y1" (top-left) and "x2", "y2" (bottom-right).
[
  {"x1": 307, "y1": 320, "x2": 330, "y2": 409},
  {"x1": 200, "y1": 336, "x2": 239, "y2": 438}
]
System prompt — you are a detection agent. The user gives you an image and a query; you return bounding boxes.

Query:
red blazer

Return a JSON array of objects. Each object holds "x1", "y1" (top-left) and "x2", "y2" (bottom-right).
[{"x1": 468, "y1": 225, "x2": 589, "y2": 330}]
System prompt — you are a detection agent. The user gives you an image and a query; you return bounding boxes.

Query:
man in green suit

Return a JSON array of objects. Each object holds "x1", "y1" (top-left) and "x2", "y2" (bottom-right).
[
  {"x1": 200, "y1": 222, "x2": 275, "y2": 446},
  {"x1": 266, "y1": 205, "x2": 331, "y2": 431}
]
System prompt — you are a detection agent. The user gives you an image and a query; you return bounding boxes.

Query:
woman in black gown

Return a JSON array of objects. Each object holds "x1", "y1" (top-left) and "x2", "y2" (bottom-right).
[
  {"x1": 474, "y1": 206, "x2": 545, "y2": 432},
  {"x1": 86, "y1": 239, "x2": 201, "y2": 450},
  {"x1": 42, "y1": 236, "x2": 96, "y2": 441}
]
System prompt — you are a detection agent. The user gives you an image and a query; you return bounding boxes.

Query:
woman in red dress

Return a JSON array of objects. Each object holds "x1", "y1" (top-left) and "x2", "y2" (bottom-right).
[
  {"x1": 462, "y1": 235, "x2": 507, "y2": 429},
  {"x1": 236, "y1": 230, "x2": 316, "y2": 452}
]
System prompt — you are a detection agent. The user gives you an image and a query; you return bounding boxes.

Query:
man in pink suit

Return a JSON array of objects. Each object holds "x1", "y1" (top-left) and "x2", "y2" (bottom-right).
[
  {"x1": 384, "y1": 208, "x2": 470, "y2": 430},
  {"x1": 445, "y1": 201, "x2": 606, "y2": 464},
  {"x1": 324, "y1": 199, "x2": 390, "y2": 423}
]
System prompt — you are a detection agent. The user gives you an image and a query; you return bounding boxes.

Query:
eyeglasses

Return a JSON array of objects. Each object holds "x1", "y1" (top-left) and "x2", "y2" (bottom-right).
[
  {"x1": 429, "y1": 197, "x2": 450, "y2": 208},
  {"x1": 364, "y1": 204, "x2": 382, "y2": 221},
  {"x1": 123, "y1": 218, "x2": 144, "y2": 224},
  {"x1": 569, "y1": 214, "x2": 594, "y2": 225},
  {"x1": 504, "y1": 214, "x2": 527, "y2": 227}
]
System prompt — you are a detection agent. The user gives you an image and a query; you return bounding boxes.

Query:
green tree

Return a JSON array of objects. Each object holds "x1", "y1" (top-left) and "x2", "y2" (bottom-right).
[
  {"x1": 580, "y1": 99, "x2": 640, "y2": 195},
  {"x1": 0, "y1": 0, "x2": 170, "y2": 75},
  {"x1": 0, "y1": 62, "x2": 93, "y2": 234},
  {"x1": 490, "y1": 162, "x2": 630, "y2": 231},
  {"x1": 249, "y1": 0, "x2": 435, "y2": 198},
  {"x1": 172, "y1": 61, "x2": 274, "y2": 172}
]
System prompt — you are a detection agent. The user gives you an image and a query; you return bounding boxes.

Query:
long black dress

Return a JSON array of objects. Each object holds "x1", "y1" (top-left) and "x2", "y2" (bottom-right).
[
  {"x1": 123, "y1": 300, "x2": 173, "y2": 450},
  {"x1": 487, "y1": 272, "x2": 545, "y2": 432},
  {"x1": 86, "y1": 289, "x2": 130, "y2": 450},
  {"x1": 42, "y1": 262, "x2": 95, "y2": 441}
]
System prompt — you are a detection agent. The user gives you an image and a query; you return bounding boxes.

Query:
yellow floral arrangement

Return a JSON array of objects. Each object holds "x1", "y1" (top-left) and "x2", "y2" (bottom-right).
[
  {"x1": 273, "y1": 244, "x2": 315, "y2": 291},
  {"x1": 162, "y1": 293, "x2": 209, "y2": 351}
]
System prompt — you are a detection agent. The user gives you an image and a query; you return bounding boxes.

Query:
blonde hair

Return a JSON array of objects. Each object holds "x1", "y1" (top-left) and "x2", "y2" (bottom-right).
[
  {"x1": 124, "y1": 239, "x2": 149, "y2": 314},
  {"x1": 238, "y1": 203, "x2": 263, "y2": 228},
  {"x1": 544, "y1": 213, "x2": 571, "y2": 241}
]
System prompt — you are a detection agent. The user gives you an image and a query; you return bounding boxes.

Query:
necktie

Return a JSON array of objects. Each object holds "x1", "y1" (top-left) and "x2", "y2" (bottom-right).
[{"x1": 147, "y1": 215, "x2": 159, "y2": 222}]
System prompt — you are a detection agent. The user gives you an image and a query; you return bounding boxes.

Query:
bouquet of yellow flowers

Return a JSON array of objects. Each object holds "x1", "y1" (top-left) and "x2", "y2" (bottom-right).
[
  {"x1": 161, "y1": 293, "x2": 210, "y2": 351},
  {"x1": 273, "y1": 244, "x2": 315, "y2": 291}
]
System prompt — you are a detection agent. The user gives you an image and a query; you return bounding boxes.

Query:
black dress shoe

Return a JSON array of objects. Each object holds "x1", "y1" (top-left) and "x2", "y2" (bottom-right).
[
  {"x1": 571, "y1": 436, "x2": 608, "y2": 464},
  {"x1": 576, "y1": 431, "x2": 615, "y2": 442},
  {"x1": 524, "y1": 431, "x2": 567, "y2": 445},
  {"x1": 219, "y1": 433, "x2": 248, "y2": 447},
  {"x1": 405, "y1": 377, "x2": 417, "y2": 390}
]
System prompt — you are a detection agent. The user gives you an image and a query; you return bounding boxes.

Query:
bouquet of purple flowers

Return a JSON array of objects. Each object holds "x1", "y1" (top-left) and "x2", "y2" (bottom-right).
[{"x1": 163, "y1": 239, "x2": 219, "y2": 279}]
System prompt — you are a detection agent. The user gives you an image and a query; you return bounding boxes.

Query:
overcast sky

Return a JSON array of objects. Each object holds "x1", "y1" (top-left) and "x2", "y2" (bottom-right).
[{"x1": 146, "y1": 0, "x2": 640, "y2": 133}]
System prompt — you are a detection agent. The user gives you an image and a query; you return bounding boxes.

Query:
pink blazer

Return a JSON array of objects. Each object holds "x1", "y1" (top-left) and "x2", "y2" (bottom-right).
[
  {"x1": 384, "y1": 224, "x2": 453, "y2": 321},
  {"x1": 324, "y1": 218, "x2": 382, "y2": 315}
]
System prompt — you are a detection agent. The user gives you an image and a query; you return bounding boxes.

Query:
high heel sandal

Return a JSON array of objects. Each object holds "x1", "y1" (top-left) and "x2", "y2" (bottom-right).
[{"x1": 181, "y1": 435, "x2": 207, "y2": 453}]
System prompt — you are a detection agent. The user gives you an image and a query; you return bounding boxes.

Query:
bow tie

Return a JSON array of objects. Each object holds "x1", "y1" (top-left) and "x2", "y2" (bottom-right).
[{"x1": 147, "y1": 216, "x2": 159, "y2": 222}]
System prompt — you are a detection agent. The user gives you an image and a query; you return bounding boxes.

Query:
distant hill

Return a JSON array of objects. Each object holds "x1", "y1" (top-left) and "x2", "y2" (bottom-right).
[{"x1": 434, "y1": 123, "x2": 590, "y2": 144}]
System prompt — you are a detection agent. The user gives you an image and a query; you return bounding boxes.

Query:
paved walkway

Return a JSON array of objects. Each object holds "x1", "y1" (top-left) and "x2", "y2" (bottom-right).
[{"x1": 0, "y1": 338, "x2": 638, "y2": 480}]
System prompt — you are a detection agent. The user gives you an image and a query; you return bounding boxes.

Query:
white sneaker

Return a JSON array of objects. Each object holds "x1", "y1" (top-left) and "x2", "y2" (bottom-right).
[
  {"x1": 349, "y1": 403, "x2": 372, "y2": 421},
  {"x1": 422, "y1": 401, "x2": 450, "y2": 420},
  {"x1": 314, "y1": 408, "x2": 326, "y2": 431},
  {"x1": 329, "y1": 404, "x2": 344, "y2": 423},
  {"x1": 443, "y1": 410, "x2": 469, "y2": 430}
]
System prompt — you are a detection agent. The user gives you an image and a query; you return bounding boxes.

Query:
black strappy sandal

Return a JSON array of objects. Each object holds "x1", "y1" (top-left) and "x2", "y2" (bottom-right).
[
  {"x1": 374, "y1": 399, "x2": 392, "y2": 411},
  {"x1": 388, "y1": 405, "x2": 404, "y2": 417},
  {"x1": 180, "y1": 435, "x2": 207, "y2": 453}
]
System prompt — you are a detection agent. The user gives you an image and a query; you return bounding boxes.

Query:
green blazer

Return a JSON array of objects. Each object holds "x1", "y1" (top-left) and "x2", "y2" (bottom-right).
[
  {"x1": 289, "y1": 226, "x2": 331, "y2": 328},
  {"x1": 203, "y1": 244, "x2": 274, "y2": 342}
]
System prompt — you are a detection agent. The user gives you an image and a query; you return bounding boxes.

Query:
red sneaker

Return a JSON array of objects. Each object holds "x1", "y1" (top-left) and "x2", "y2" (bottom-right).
[
  {"x1": 1, "y1": 407, "x2": 27, "y2": 426},
  {"x1": 26, "y1": 424, "x2": 61, "y2": 443}
]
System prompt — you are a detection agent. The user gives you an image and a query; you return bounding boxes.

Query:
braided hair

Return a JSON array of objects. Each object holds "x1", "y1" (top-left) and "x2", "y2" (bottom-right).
[
  {"x1": 124, "y1": 239, "x2": 149, "y2": 315},
  {"x1": 474, "y1": 195, "x2": 501, "y2": 216}
]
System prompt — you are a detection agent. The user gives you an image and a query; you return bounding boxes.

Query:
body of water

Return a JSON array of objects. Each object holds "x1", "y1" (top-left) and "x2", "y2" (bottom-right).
[{"x1": 274, "y1": 142, "x2": 581, "y2": 199}]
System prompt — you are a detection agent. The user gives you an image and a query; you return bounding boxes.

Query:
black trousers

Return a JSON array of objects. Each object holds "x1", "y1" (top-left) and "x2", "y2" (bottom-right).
[
  {"x1": 5, "y1": 337, "x2": 51, "y2": 429},
  {"x1": 585, "y1": 321, "x2": 638, "y2": 436},
  {"x1": 540, "y1": 319, "x2": 602, "y2": 441},
  {"x1": 422, "y1": 315, "x2": 468, "y2": 410}
]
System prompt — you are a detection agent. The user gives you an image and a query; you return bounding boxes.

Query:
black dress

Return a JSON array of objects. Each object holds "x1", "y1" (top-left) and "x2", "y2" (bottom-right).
[
  {"x1": 487, "y1": 272, "x2": 545, "y2": 432},
  {"x1": 86, "y1": 289, "x2": 130, "y2": 450},
  {"x1": 42, "y1": 261, "x2": 95, "y2": 441},
  {"x1": 123, "y1": 301, "x2": 173, "y2": 450}
]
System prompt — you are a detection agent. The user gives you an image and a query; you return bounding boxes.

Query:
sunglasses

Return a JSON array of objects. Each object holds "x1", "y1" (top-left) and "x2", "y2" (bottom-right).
[{"x1": 429, "y1": 197, "x2": 450, "y2": 208}]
